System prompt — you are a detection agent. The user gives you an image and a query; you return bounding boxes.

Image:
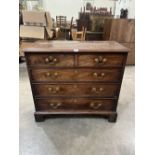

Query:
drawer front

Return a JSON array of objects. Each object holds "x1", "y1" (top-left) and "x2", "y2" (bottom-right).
[
  {"x1": 33, "y1": 83, "x2": 119, "y2": 97},
  {"x1": 35, "y1": 98, "x2": 116, "y2": 111},
  {"x1": 31, "y1": 69, "x2": 122, "y2": 82},
  {"x1": 27, "y1": 54, "x2": 74, "y2": 67},
  {"x1": 78, "y1": 54, "x2": 124, "y2": 67}
]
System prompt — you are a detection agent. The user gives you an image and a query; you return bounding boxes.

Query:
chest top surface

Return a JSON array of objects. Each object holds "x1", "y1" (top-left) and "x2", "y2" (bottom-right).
[{"x1": 24, "y1": 41, "x2": 129, "y2": 53}]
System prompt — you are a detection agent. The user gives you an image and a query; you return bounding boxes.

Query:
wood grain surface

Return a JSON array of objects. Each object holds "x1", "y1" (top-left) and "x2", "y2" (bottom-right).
[
  {"x1": 30, "y1": 68, "x2": 122, "y2": 82},
  {"x1": 27, "y1": 54, "x2": 74, "y2": 67},
  {"x1": 35, "y1": 98, "x2": 116, "y2": 111},
  {"x1": 25, "y1": 41, "x2": 128, "y2": 122},
  {"x1": 24, "y1": 41, "x2": 129, "y2": 52},
  {"x1": 33, "y1": 83, "x2": 119, "y2": 97}
]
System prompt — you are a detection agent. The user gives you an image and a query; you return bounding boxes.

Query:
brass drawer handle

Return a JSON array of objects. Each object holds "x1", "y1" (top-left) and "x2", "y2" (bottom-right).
[
  {"x1": 45, "y1": 56, "x2": 58, "y2": 64},
  {"x1": 46, "y1": 72, "x2": 51, "y2": 77},
  {"x1": 99, "y1": 87, "x2": 104, "y2": 92},
  {"x1": 50, "y1": 102, "x2": 62, "y2": 109},
  {"x1": 93, "y1": 72, "x2": 98, "y2": 77},
  {"x1": 45, "y1": 72, "x2": 59, "y2": 78},
  {"x1": 90, "y1": 102, "x2": 102, "y2": 109},
  {"x1": 48, "y1": 87, "x2": 60, "y2": 93},
  {"x1": 93, "y1": 72, "x2": 105, "y2": 78},
  {"x1": 91, "y1": 87, "x2": 105, "y2": 93},
  {"x1": 54, "y1": 72, "x2": 58, "y2": 77},
  {"x1": 91, "y1": 87, "x2": 97, "y2": 92},
  {"x1": 94, "y1": 56, "x2": 107, "y2": 64},
  {"x1": 101, "y1": 73, "x2": 105, "y2": 77}
]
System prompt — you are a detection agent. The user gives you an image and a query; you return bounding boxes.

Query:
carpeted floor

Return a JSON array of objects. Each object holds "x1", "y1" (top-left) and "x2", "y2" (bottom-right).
[{"x1": 19, "y1": 62, "x2": 135, "y2": 155}]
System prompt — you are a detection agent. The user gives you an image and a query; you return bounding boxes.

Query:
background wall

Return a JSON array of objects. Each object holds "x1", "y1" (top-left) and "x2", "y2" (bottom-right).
[
  {"x1": 42, "y1": 0, "x2": 135, "y2": 20},
  {"x1": 115, "y1": 0, "x2": 135, "y2": 18},
  {"x1": 42, "y1": 0, "x2": 116, "y2": 20}
]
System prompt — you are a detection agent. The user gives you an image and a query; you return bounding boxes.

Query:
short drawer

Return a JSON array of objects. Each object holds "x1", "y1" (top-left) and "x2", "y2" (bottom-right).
[
  {"x1": 30, "y1": 69, "x2": 122, "y2": 82},
  {"x1": 26, "y1": 54, "x2": 74, "y2": 67},
  {"x1": 35, "y1": 98, "x2": 116, "y2": 111},
  {"x1": 78, "y1": 54, "x2": 124, "y2": 67},
  {"x1": 33, "y1": 83, "x2": 119, "y2": 97}
]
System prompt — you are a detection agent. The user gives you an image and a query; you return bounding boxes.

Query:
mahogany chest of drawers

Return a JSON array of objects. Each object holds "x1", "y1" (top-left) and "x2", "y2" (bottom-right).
[{"x1": 24, "y1": 41, "x2": 128, "y2": 122}]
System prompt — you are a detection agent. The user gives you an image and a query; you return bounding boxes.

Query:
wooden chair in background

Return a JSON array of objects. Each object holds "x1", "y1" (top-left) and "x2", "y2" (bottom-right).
[
  {"x1": 72, "y1": 26, "x2": 87, "y2": 41},
  {"x1": 55, "y1": 16, "x2": 67, "y2": 39},
  {"x1": 56, "y1": 16, "x2": 74, "y2": 40},
  {"x1": 56, "y1": 16, "x2": 67, "y2": 28}
]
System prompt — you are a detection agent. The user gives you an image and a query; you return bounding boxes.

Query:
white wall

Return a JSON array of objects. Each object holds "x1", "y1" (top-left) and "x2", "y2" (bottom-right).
[
  {"x1": 42, "y1": 0, "x2": 115, "y2": 21},
  {"x1": 115, "y1": 0, "x2": 135, "y2": 18},
  {"x1": 42, "y1": 0, "x2": 135, "y2": 20}
]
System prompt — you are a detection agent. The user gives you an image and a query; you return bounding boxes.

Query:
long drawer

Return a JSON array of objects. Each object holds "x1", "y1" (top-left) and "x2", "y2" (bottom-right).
[
  {"x1": 30, "y1": 68, "x2": 122, "y2": 82},
  {"x1": 35, "y1": 98, "x2": 116, "y2": 111},
  {"x1": 33, "y1": 83, "x2": 119, "y2": 97}
]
